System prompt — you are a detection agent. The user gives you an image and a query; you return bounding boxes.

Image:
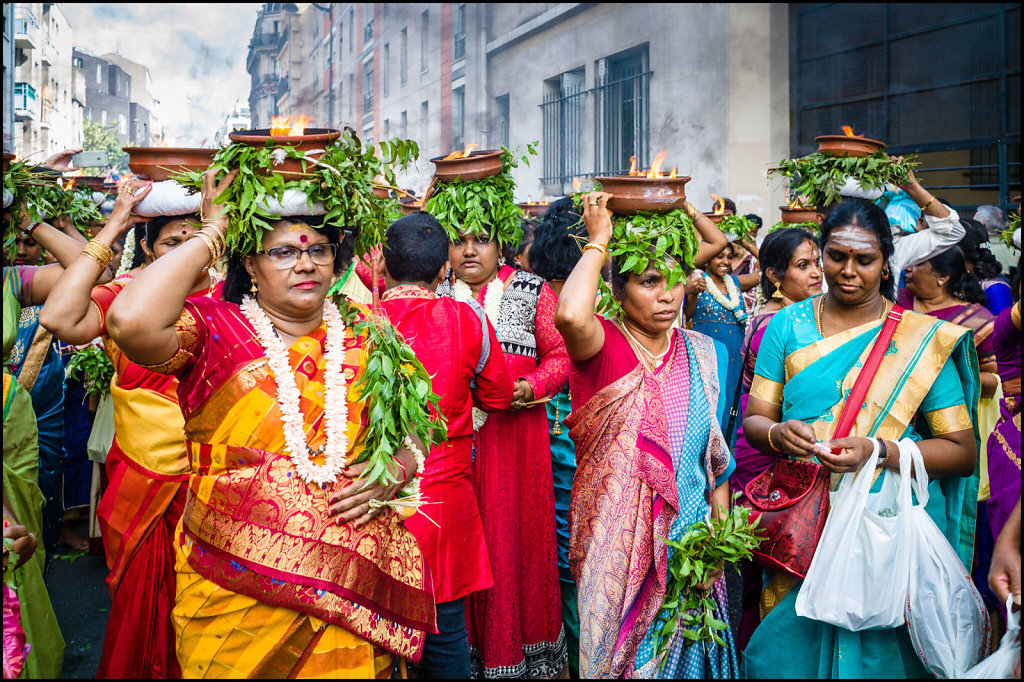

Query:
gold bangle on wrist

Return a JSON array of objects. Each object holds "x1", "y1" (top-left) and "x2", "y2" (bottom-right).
[
  {"x1": 919, "y1": 196, "x2": 935, "y2": 212},
  {"x1": 191, "y1": 231, "x2": 222, "y2": 269},
  {"x1": 767, "y1": 423, "x2": 781, "y2": 452},
  {"x1": 80, "y1": 239, "x2": 114, "y2": 268},
  {"x1": 582, "y1": 242, "x2": 608, "y2": 263}
]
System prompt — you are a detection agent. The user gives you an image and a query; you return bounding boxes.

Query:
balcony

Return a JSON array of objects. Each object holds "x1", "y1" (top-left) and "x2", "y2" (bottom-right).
[
  {"x1": 40, "y1": 37, "x2": 56, "y2": 65},
  {"x1": 14, "y1": 7, "x2": 39, "y2": 50},
  {"x1": 14, "y1": 83, "x2": 37, "y2": 121}
]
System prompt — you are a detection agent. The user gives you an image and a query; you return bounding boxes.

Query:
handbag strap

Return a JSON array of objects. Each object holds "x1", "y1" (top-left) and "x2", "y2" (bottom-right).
[{"x1": 829, "y1": 304, "x2": 904, "y2": 452}]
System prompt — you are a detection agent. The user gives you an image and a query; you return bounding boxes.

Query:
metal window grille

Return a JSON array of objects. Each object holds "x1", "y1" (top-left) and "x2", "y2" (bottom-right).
[
  {"x1": 454, "y1": 5, "x2": 466, "y2": 60},
  {"x1": 363, "y1": 62, "x2": 373, "y2": 114},
  {"x1": 364, "y1": 19, "x2": 373, "y2": 44},
  {"x1": 540, "y1": 72, "x2": 586, "y2": 193},
  {"x1": 453, "y1": 87, "x2": 465, "y2": 149},
  {"x1": 594, "y1": 50, "x2": 651, "y2": 176}
]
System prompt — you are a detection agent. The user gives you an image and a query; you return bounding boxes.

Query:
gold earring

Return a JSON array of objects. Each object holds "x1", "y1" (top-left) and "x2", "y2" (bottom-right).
[
  {"x1": 881, "y1": 266, "x2": 891, "y2": 279},
  {"x1": 250, "y1": 280, "x2": 258, "y2": 295},
  {"x1": 772, "y1": 286, "x2": 784, "y2": 301}
]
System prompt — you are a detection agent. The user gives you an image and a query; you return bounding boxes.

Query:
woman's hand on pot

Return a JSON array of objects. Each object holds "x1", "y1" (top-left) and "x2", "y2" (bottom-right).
[
  {"x1": 581, "y1": 192, "x2": 613, "y2": 245},
  {"x1": 818, "y1": 436, "x2": 876, "y2": 472},
  {"x1": 110, "y1": 179, "x2": 153, "y2": 225}
]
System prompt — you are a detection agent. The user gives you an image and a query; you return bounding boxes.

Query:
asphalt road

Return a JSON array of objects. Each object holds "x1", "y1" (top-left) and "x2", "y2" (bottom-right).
[{"x1": 43, "y1": 520, "x2": 110, "y2": 679}]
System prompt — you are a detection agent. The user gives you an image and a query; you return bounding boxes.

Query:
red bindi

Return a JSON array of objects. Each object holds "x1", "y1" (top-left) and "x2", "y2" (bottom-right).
[{"x1": 299, "y1": 234, "x2": 308, "y2": 243}]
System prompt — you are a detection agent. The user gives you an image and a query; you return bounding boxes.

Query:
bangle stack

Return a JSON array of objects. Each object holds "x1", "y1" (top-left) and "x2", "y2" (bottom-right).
[
  {"x1": 191, "y1": 224, "x2": 226, "y2": 270},
  {"x1": 23, "y1": 221, "x2": 44, "y2": 236},
  {"x1": 80, "y1": 239, "x2": 114, "y2": 268}
]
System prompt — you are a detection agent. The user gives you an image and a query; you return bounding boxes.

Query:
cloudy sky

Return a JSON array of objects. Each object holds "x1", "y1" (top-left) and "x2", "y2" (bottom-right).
[{"x1": 62, "y1": 3, "x2": 264, "y2": 146}]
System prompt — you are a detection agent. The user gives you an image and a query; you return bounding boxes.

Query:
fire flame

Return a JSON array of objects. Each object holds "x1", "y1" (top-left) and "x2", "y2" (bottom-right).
[
  {"x1": 787, "y1": 195, "x2": 808, "y2": 210},
  {"x1": 572, "y1": 176, "x2": 582, "y2": 192},
  {"x1": 443, "y1": 143, "x2": 478, "y2": 160},
  {"x1": 841, "y1": 125, "x2": 857, "y2": 137},
  {"x1": 270, "y1": 114, "x2": 312, "y2": 136},
  {"x1": 711, "y1": 194, "x2": 727, "y2": 216},
  {"x1": 627, "y1": 151, "x2": 675, "y2": 178},
  {"x1": 669, "y1": 166, "x2": 677, "y2": 178},
  {"x1": 63, "y1": 177, "x2": 76, "y2": 191}
]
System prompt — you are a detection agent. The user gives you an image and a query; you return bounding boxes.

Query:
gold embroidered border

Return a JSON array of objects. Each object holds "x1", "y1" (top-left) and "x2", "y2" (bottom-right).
[
  {"x1": 994, "y1": 426, "x2": 1021, "y2": 471},
  {"x1": 925, "y1": 404, "x2": 974, "y2": 435},
  {"x1": 749, "y1": 376, "x2": 783, "y2": 406}
]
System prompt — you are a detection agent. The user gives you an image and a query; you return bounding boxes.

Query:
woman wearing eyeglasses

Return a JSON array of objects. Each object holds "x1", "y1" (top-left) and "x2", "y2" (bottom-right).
[
  {"x1": 103, "y1": 170, "x2": 434, "y2": 678},
  {"x1": 39, "y1": 179, "x2": 224, "y2": 679}
]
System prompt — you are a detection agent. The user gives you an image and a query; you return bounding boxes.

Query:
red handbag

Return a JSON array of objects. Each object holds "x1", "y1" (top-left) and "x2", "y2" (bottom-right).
[{"x1": 741, "y1": 305, "x2": 904, "y2": 579}]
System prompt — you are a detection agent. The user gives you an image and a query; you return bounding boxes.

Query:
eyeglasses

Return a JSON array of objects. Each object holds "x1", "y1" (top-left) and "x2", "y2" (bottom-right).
[{"x1": 256, "y1": 243, "x2": 338, "y2": 269}]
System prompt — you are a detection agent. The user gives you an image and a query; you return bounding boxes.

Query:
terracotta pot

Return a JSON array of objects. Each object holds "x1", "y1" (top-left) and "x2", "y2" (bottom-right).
[
  {"x1": 122, "y1": 146, "x2": 218, "y2": 181},
  {"x1": 815, "y1": 134, "x2": 886, "y2": 157},
  {"x1": 75, "y1": 176, "x2": 115, "y2": 193},
  {"x1": 372, "y1": 185, "x2": 390, "y2": 199},
  {"x1": 2, "y1": 152, "x2": 13, "y2": 173},
  {"x1": 430, "y1": 149, "x2": 503, "y2": 183},
  {"x1": 399, "y1": 201, "x2": 423, "y2": 216},
  {"x1": 517, "y1": 202, "x2": 550, "y2": 218},
  {"x1": 228, "y1": 128, "x2": 341, "y2": 176},
  {"x1": 779, "y1": 206, "x2": 819, "y2": 224},
  {"x1": 703, "y1": 212, "x2": 726, "y2": 224},
  {"x1": 594, "y1": 175, "x2": 691, "y2": 215}
]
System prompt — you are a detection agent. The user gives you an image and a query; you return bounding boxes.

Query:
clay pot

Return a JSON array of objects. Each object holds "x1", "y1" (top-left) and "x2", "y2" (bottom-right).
[
  {"x1": 779, "y1": 206, "x2": 819, "y2": 224},
  {"x1": 593, "y1": 175, "x2": 691, "y2": 215},
  {"x1": 372, "y1": 185, "x2": 390, "y2": 199},
  {"x1": 399, "y1": 201, "x2": 423, "y2": 216},
  {"x1": 75, "y1": 176, "x2": 115, "y2": 193},
  {"x1": 517, "y1": 202, "x2": 550, "y2": 218},
  {"x1": 815, "y1": 134, "x2": 886, "y2": 157},
  {"x1": 228, "y1": 128, "x2": 341, "y2": 176},
  {"x1": 2, "y1": 152, "x2": 13, "y2": 173},
  {"x1": 122, "y1": 146, "x2": 218, "y2": 181},
  {"x1": 430, "y1": 149, "x2": 503, "y2": 183}
]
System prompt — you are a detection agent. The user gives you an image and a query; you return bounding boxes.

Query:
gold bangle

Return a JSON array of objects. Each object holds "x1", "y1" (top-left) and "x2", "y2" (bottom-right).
[
  {"x1": 80, "y1": 239, "x2": 113, "y2": 268},
  {"x1": 767, "y1": 423, "x2": 781, "y2": 452},
  {"x1": 191, "y1": 231, "x2": 222, "y2": 269},
  {"x1": 919, "y1": 196, "x2": 935, "y2": 212},
  {"x1": 582, "y1": 242, "x2": 608, "y2": 264},
  {"x1": 201, "y1": 226, "x2": 225, "y2": 254}
]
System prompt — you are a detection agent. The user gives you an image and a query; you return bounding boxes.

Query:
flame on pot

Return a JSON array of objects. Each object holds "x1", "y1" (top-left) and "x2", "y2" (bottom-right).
[
  {"x1": 627, "y1": 151, "x2": 674, "y2": 178},
  {"x1": 711, "y1": 194, "x2": 727, "y2": 216},
  {"x1": 842, "y1": 125, "x2": 858, "y2": 137},
  {"x1": 270, "y1": 114, "x2": 312, "y2": 136},
  {"x1": 443, "y1": 143, "x2": 478, "y2": 160},
  {"x1": 521, "y1": 195, "x2": 549, "y2": 206},
  {"x1": 572, "y1": 176, "x2": 582, "y2": 192},
  {"x1": 787, "y1": 195, "x2": 809, "y2": 210}
]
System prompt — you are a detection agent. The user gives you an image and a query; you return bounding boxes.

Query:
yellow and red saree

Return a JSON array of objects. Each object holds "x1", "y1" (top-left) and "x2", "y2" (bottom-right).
[{"x1": 148, "y1": 296, "x2": 434, "y2": 677}]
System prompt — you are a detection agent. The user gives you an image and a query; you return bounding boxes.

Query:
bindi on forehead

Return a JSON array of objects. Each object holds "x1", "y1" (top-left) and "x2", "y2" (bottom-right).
[{"x1": 299, "y1": 234, "x2": 308, "y2": 243}]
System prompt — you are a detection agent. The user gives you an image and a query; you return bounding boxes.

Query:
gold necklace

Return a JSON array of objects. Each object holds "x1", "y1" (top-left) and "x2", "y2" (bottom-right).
[
  {"x1": 816, "y1": 294, "x2": 888, "y2": 337},
  {"x1": 617, "y1": 320, "x2": 670, "y2": 372}
]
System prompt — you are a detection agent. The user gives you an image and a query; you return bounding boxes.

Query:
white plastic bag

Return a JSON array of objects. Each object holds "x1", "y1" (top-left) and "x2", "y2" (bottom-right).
[
  {"x1": 902, "y1": 439, "x2": 990, "y2": 677},
  {"x1": 133, "y1": 179, "x2": 202, "y2": 217},
  {"x1": 795, "y1": 438, "x2": 914, "y2": 630},
  {"x1": 964, "y1": 595, "x2": 1020, "y2": 679}
]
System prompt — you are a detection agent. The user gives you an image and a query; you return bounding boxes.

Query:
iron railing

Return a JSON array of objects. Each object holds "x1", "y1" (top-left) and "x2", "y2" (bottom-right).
[
  {"x1": 540, "y1": 80, "x2": 587, "y2": 193},
  {"x1": 594, "y1": 69, "x2": 652, "y2": 176}
]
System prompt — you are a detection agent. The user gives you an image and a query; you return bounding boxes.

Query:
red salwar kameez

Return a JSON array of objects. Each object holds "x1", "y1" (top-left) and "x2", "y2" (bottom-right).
[
  {"x1": 92, "y1": 274, "x2": 221, "y2": 679},
  {"x1": 438, "y1": 265, "x2": 571, "y2": 677}
]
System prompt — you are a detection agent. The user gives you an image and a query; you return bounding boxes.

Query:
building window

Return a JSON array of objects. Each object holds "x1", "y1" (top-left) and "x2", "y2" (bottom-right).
[
  {"x1": 594, "y1": 45, "x2": 650, "y2": 175},
  {"x1": 382, "y1": 43, "x2": 390, "y2": 97},
  {"x1": 452, "y1": 86, "x2": 465, "y2": 149},
  {"x1": 542, "y1": 69, "x2": 586, "y2": 192},
  {"x1": 364, "y1": 18, "x2": 373, "y2": 44},
  {"x1": 420, "y1": 100, "x2": 429, "y2": 147},
  {"x1": 349, "y1": 74, "x2": 354, "y2": 117},
  {"x1": 85, "y1": 106, "x2": 92, "y2": 120},
  {"x1": 96, "y1": 63, "x2": 102, "y2": 84},
  {"x1": 401, "y1": 110, "x2": 408, "y2": 139},
  {"x1": 119, "y1": 113, "x2": 127, "y2": 135},
  {"x1": 363, "y1": 60, "x2": 374, "y2": 114},
  {"x1": 421, "y1": 11, "x2": 429, "y2": 72},
  {"x1": 73, "y1": 56, "x2": 82, "y2": 69},
  {"x1": 453, "y1": 5, "x2": 466, "y2": 61},
  {"x1": 495, "y1": 94, "x2": 510, "y2": 148},
  {"x1": 101, "y1": 109, "x2": 107, "y2": 126},
  {"x1": 349, "y1": 9, "x2": 354, "y2": 51},
  {"x1": 400, "y1": 28, "x2": 408, "y2": 85},
  {"x1": 383, "y1": 118, "x2": 390, "y2": 138}
]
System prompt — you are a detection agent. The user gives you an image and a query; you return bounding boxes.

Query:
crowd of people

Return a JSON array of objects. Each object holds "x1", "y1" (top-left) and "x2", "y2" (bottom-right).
[{"x1": 2, "y1": 143, "x2": 1021, "y2": 680}]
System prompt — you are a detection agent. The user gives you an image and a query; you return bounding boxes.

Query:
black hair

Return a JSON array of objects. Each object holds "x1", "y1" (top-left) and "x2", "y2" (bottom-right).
[
  {"x1": 382, "y1": 212, "x2": 449, "y2": 283},
  {"x1": 819, "y1": 198, "x2": 896, "y2": 301},
  {"x1": 744, "y1": 213, "x2": 763, "y2": 230},
  {"x1": 958, "y1": 218, "x2": 1003, "y2": 280},
  {"x1": 759, "y1": 227, "x2": 817, "y2": 298},
  {"x1": 530, "y1": 204, "x2": 585, "y2": 282},
  {"x1": 926, "y1": 246, "x2": 987, "y2": 306},
  {"x1": 504, "y1": 219, "x2": 537, "y2": 266},
  {"x1": 143, "y1": 213, "x2": 201, "y2": 255},
  {"x1": 222, "y1": 216, "x2": 346, "y2": 304},
  {"x1": 722, "y1": 197, "x2": 737, "y2": 214},
  {"x1": 609, "y1": 250, "x2": 692, "y2": 300},
  {"x1": 129, "y1": 223, "x2": 147, "y2": 269}
]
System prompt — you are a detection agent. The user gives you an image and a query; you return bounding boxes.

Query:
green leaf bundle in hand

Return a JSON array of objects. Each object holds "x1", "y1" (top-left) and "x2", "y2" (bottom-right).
[
  {"x1": 767, "y1": 151, "x2": 917, "y2": 209},
  {"x1": 65, "y1": 345, "x2": 115, "y2": 398},
  {"x1": 652, "y1": 498, "x2": 764, "y2": 669},
  {"x1": 718, "y1": 213, "x2": 759, "y2": 243},
  {"x1": 997, "y1": 212, "x2": 1020, "y2": 251},
  {"x1": 424, "y1": 144, "x2": 537, "y2": 248},
  {"x1": 4, "y1": 160, "x2": 103, "y2": 256},
  {"x1": 172, "y1": 129, "x2": 419, "y2": 258}
]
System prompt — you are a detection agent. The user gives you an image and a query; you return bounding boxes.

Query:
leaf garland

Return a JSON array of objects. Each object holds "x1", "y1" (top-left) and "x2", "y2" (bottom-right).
[
  {"x1": 4, "y1": 160, "x2": 103, "y2": 256},
  {"x1": 335, "y1": 296, "x2": 447, "y2": 488},
  {"x1": 172, "y1": 128, "x2": 419, "y2": 257},
  {"x1": 424, "y1": 143, "x2": 538, "y2": 248},
  {"x1": 767, "y1": 151, "x2": 918, "y2": 209},
  {"x1": 64, "y1": 345, "x2": 115, "y2": 398},
  {"x1": 717, "y1": 213, "x2": 759, "y2": 242},
  {"x1": 653, "y1": 498, "x2": 764, "y2": 669}
]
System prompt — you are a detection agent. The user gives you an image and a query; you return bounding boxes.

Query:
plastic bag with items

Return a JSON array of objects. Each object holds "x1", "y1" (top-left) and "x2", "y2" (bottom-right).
[
  {"x1": 795, "y1": 438, "x2": 914, "y2": 630},
  {"x1": 902, "y1": 439, "x2": 991, "y2": 678},
  {"x1": 964, "y1": 595, "x2": 1020, "y2": 679}
]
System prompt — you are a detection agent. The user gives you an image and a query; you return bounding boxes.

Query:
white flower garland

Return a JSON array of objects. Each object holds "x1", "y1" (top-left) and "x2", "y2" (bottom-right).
[
  {"x1": 116, "y1": 226, "x2": 136, "y2": 277},
  {"x1": 452, "y1": 276, "x2": 505, "y2": 430},
  {"x1": 703, "y1": 273, "x2": 748, "y2": 324},
  {"x1": 241, "y1": 295, "x2": 349, "y2": 486}
]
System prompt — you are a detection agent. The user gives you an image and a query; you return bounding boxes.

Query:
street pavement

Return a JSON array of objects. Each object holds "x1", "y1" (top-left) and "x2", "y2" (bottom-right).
[{"x1": 44, "y1": 520, "x2": 110, "y2": 679}]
